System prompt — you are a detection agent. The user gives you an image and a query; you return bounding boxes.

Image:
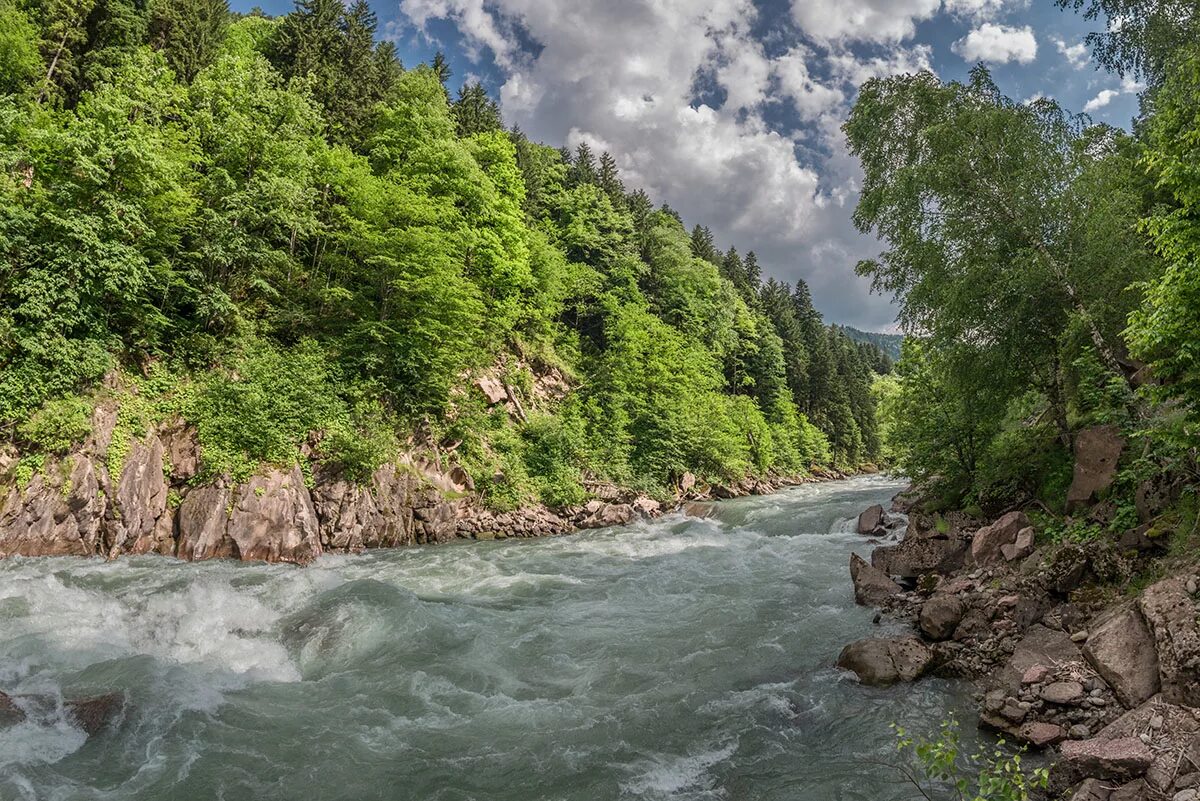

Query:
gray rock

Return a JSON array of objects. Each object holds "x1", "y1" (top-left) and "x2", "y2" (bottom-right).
[
  {"x1": 1066, "y1": 425, "x2": 1125, "y2": 512},
  {"x1": 1059, "y1": 737, "x2": 1154, "y2": 782},
  {"x1": 1043, "y1": 681, "x2": 1086, "y2": 705},
  {"x1": 971, "y1": 511, "x2": 1032, "y2": 568},
  {"x1": 857, "y1": 505, "x2": 884, "y2": 535},
  {"x1": 919, "y1": 594, "x2": 965, "y2": 641},
  {"x1": 850, "y1": 553, "x2": 902, "y2": 607},
  {"x1": 1069, "y1": 779, "x2": 1112, "y2": 801},
  {"x1": 1138, "y1": 578, "x2": 1200, "y2": 707},
  {"x1": 836, "y1": 637, "x2": 933, "y2": 686}
]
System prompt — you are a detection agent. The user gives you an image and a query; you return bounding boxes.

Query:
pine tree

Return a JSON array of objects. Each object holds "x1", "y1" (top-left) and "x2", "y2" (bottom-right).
[
  {"x1": 598, "y1": 151, "x2": 625, "y2": 207},
  {"x1": 744, "y1": 251, "x2": 761, "y2": 289},
  {"x1": 690, "y1": 225, "x2": 718, "y2": 264},
  {"x1": 569, "y1": 142, "x2": 597, "y2": 186},
  {"x1": 722, "y1": 246, "x2": 745, "y2": 288},
  {"x1": 453, "y1": 82, "x2": 502, "y2": 136},
  {"x1": 149, "y1": 0, "x2": 229, "y2": 83},
  {"x1": 431, "y1": 50, "x2": 451, "y2": 87}
]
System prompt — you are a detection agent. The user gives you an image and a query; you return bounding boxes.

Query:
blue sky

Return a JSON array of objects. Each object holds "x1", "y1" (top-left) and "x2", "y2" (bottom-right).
[{"x1": 232, "y1": 0, "x2": 1139, "y2": 331}]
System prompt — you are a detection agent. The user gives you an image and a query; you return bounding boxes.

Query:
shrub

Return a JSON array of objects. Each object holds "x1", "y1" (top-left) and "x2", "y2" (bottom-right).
[
  {"x1": 892, "y1": 718, "x2": 1048, "y2": 801},
  {"x1": 18, "y1": 395, "x2": 93, "y2": 455}
]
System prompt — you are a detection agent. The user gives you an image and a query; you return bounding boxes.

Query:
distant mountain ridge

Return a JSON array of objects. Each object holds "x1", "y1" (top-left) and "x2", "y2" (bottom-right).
[{"x1": 838, "y1": 326, "x2": 903, "y2": 361}]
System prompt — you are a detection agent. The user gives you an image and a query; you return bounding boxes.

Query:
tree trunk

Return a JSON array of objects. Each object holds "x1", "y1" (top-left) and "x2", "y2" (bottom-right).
[{"x1": 36, "y1": 30, "x2": 70, "y2": 105}]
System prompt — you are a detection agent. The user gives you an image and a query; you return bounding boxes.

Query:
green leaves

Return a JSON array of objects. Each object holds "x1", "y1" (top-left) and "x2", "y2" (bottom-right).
[{"x1": 893, "y1": 718, "x2": 1049, "y2": 801}]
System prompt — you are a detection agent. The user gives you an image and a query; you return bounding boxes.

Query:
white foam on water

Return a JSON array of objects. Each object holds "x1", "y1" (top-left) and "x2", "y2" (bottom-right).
[
  {"x1": 129, "y1": 579, "x2": 300, "y2": 683},
  {"x1": 0, "y1": 698, "x2": 88, "y2": 769},
  {"x1": 621, "y1": 742, "x2": 737, "y2": 799}
]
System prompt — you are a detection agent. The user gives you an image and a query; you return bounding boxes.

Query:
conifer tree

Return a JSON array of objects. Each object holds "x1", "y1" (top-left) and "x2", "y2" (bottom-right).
[
  {"x1": 453, "y1": 82, "x2": 502, "y2": 136},
  {"x1": 690, "y1": 225, "x2": 718, "y2": 264},
  {"x1": 149, "y1": 0, "x2": 229, "y2": 82},
  {"x1": 598, "y1": 151, "x2": 625, "y2": 206},
  {"x1": 569, "y1": 142, "x2": 597, "y2": 186}
]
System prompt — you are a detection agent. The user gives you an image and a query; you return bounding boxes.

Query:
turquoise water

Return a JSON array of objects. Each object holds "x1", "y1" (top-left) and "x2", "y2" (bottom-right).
[{"x1": 0, "y1": 475, "x2": 972, "y2": 800}]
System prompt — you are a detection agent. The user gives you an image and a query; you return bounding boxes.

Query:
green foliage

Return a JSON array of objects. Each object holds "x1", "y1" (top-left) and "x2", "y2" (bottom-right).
[
  {"x1": 893, "y1": 718, "x2": 1049, "y2": 801},
  {"x1": 1128, "y1": 44, "x2": 1200, "y2": 434},
  {"x1": 0, "y1": 0, "x2": 889, "y2": 509},
  {"x1": 17, "y1": 395, "x2": 92, "y2": 454},
  {"x1": 1045, "y1": 519, "x2": 1106, "y2": 545},
  {"x1": 0, "y1": 1, "x2": 41, "y2": 96},
  {"x1": 185, "y1": 339, "x2": 342, "y2": 482}
]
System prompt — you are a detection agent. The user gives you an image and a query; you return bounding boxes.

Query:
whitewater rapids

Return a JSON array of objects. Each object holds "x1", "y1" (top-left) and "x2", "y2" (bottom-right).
[{"x1": 0, "y1": 474, "x2": 973, "y2": 800}]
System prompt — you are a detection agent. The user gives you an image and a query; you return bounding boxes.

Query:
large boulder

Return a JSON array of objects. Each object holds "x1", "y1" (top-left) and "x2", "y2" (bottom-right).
[
  {"x1": 850, "y1": 553, "x2": 902, "y2": 607},
  {"x1": 1001, "y1": 527, "x2": 1036, "y2": 562},
  {"x1": 1058, "y1": 738, "x2": 1153, "y2": 783},
  {"x1": 919, "y1": 594, "x2": 965, "y2": 641},
  {"x1": 105, "y1": 432, "x2": 174, "y2": 556},
  {"x1": 1137, "y1": 578, "x2": 1200, "y2": 707},
  {"x1": 1066, "y1": 425, "x2": 1125, "y2": 512},
  {"x1": 1083, "y1": 607, "x2": 1161, "y2": 708},
  {"x1": 1094, "y1": 696, "x2": 1200, "y2": 793},
  {"x1": 837, "y1": 637, "x2": 933, "y2": 686},
  {"x1": 856, "y1": 504, "x2": 885, "y2": 535},
  {"x1": 578, "y1": 503, "x2": 636, "y2": 529},
  {"x1": 996, "y1": 625, "x2": 1083, "y2": 692},
  {"x1": 178, "y1": 466, "x2": 323, "y2": 564},
  {"x1": 872, "y1": 534, "x2": 967, "y2": 579},
  {"x1": 970, "y1": 511, "x2": 1031, "y2": 567},
  {"x1": 65, "y1": 692, "x2": 124, "y2": 735}
]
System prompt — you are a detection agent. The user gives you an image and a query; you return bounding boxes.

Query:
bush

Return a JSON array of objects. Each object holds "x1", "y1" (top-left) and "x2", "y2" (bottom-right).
[
  {"x1": 17, "y1": 395, "x2": 93, "y2": 455},
  {"x1": 892, "y1": 718, "x2": 1048, "y2": 801},
  {"x1": 184, "y1": 339, "x2": 346, "y2": 482}
]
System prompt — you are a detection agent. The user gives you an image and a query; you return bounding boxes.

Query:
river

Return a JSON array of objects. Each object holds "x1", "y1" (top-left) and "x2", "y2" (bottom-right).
[{"x1": 0, "y1": 474, "x2": 975, "y2": 800}]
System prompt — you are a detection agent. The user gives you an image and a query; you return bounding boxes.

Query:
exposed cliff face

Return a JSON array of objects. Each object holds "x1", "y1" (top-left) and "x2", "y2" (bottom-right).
[{"x1": 0, "y1": 411, "x2": 821, "y2": 565}]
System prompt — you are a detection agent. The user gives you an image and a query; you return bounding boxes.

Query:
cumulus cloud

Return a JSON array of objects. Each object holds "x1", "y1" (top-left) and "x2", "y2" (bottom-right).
[
  {"x1": 790, "y1": 0, "x2": 940, "y2": 44},
  {"x1": 1054, "y1": 37, "x2": 1089, "y2": 68},
  {"x1": 952, "y1": 23, "x2": 1038, "y2": 64},
  {"x1": 1083, "y1": 88, "x2": 1119, "y2": 112},
  {"x1": 943, "y1": 0, "x2": 1028, "y2": 20},
  {"x1": 773, "y1": 46, "x2": 845, "y2": 119}
]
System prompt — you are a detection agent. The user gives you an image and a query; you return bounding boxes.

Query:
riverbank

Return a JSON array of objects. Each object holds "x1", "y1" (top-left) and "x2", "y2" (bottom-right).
[
  {"x1": 0, "y1": 404, "x2": 866, "y2": 565},
  {"x1": 839, "y1": 432, "x2": 1200, "y2": 800}
]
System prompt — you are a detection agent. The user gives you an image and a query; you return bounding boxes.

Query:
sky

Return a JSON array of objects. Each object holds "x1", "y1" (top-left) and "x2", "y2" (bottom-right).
[{"x1": 233, "y1": 0, "x2": 1140, "y2": 332}]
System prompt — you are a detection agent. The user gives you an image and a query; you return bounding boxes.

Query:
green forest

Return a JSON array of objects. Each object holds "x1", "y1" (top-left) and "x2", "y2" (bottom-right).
[
  {"x1": 0, "y1": 0, "x2": 891, "y2": 510},
  {"x1": 856, "y1": 0, "x2": 1200, "y2": 521}
]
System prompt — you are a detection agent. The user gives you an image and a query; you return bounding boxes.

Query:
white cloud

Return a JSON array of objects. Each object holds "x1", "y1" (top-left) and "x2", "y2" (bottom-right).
[
  {"x1": 952, "y1": 23, "x2": 1038, "y2": 64},
  {"x1": 715, "y1": 36, "x2": 772, "y2": 112},
  {"x1": 1054, "y1": 37, "x2": 1089, "y2": 68},
  {"x1": 1083, "y1": 88, "x2": 1119, "y2": 112},
  {"x1": 790, "y1": 0, "x2": 940, "y2": 44},
  {"x1": 1120, "y1": 75, "x2": 1145, "y2": 93},
  {"x1": 943, "y1": 0, "x2": 1027, "y2": 20},
  {"x1": 773, "y1": 46, "x2": 845, "y2": 119},
  {"x1": 827, "y1": 45, "x2": 935, "y2": 86}
]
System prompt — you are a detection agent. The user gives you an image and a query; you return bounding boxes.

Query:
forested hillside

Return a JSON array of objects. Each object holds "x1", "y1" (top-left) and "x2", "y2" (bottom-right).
[
  {"x1": 0, "y1": 0, "x2": 887, "y2": 510},
  {"x1": 839, "y1": 327, "x2": 901, "y2": 363},
  {"x1": 852, "y1": 0, "x2": 1200, "y2": 521}
]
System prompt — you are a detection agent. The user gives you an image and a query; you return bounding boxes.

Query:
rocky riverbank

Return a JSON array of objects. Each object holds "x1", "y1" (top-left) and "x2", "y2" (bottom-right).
[
  {"x1": 0, "y1": 402, "x2": 854, "y2": 566},
  {"x1": 838, "y1": 426, "x2": 1199, "y2": 801}
]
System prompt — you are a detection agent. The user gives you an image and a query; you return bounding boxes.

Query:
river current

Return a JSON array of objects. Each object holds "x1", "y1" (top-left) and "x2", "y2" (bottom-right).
[{"x1": 0, "y1": 475, "x2": 975, "y2": 801}]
